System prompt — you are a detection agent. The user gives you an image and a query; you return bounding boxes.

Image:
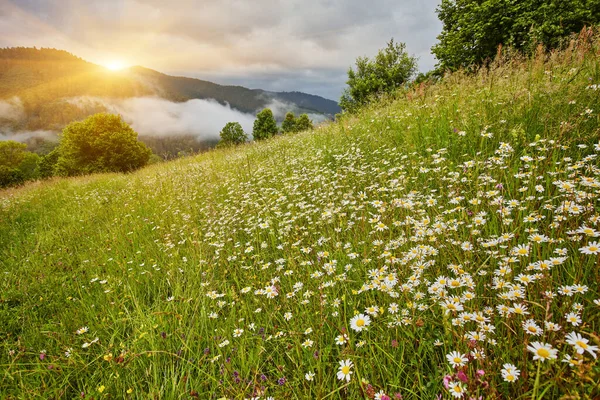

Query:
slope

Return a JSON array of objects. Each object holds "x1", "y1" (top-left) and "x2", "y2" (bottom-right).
[{"x1": 0, "y1": 31, "x2": 599, "y2": 399}]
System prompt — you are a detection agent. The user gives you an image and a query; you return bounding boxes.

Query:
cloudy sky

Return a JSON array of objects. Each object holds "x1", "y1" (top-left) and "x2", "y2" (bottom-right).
[{"x1": 0, "y1": 0, "x2": 442, "y2": 100}]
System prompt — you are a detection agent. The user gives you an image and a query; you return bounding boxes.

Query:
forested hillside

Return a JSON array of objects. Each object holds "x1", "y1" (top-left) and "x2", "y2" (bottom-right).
[{"x1": 0, "y1": 47, "x2": 340, "y2": 133}]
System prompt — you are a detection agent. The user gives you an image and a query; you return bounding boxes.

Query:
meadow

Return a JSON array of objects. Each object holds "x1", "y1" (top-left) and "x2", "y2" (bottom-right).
[{"x1": 1, "y1": 31, "x2": 600, "y2": 399}]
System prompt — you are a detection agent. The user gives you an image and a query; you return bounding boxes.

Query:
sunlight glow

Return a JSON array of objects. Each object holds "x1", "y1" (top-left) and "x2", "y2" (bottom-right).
[{"x1": 104, "y1": 60, "x2": 127, "y2": 71}]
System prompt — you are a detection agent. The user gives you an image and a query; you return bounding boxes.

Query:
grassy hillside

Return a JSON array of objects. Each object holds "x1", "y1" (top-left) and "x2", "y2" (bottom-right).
[{"x1": 1, "y1": 32, "x2": 599, "y2": 399}]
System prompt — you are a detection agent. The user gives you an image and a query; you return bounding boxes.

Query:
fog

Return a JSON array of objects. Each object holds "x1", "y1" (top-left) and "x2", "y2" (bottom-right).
[
  {"x1": 0, "y1": 98, "x2": 24, "y2": 121},
  {"x1": 0, "y1": 130, "x2": 57, "y2": 142},
  {"x1": 1, "y1": 95, "x2": 326, "y2": 144},
  {"x1": 67, "y1": 96, "x2": 258, "y2": 140}
]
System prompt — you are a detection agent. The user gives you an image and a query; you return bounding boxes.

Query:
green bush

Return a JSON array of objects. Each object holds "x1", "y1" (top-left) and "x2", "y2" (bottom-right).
[
  {"x1": 0, "y1": 166, "x2": 25, "y2": 188},
  {"x1": 218, "y1": 122, "x2": 247, "y2": 147},
  {"x1": 37, "y1": 148, "x2": 60, "y2": 178},
  {"x1": 340, "y1": 39, "x2": 417, "y2": 113},
  {"x1": 252, "y1": 108, "x2": 278, "y2": 140},
  {"x1": 0, "y1": 141, "x2": 27, "y2": 169},
  {"x1": 281, "y1": 112, "x2": 297, "y2": 133},
  {"x1": 295, "y1": 114, "x2": 313, "y2": 132},
  {"x1": 55, "y1": 113, "x2": 152, "y2": 176}
]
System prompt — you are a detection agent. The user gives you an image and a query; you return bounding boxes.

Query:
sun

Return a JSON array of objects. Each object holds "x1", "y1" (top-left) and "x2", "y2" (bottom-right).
[{"x1": 104, "y1": 60, "x2": 127, "y2": 71}]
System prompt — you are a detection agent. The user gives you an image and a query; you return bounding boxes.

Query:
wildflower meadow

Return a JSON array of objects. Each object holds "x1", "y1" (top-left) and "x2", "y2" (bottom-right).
[{"x1": 1, "y1": 31, "x2": 600, "y2": 399}]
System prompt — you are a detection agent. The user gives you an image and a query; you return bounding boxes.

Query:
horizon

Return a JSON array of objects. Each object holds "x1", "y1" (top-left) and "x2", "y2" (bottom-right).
[{"x1": 0, "y1": 0, "x2": 442, "y2": 101}]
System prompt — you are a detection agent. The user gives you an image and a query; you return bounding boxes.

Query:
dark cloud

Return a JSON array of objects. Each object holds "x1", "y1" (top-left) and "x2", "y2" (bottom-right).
[{"x1": 0, "y1": 0, "x2": 442, "y2": 100}]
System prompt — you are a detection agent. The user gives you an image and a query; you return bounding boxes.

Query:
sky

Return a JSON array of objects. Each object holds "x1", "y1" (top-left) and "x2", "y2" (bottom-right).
[{"x1": 0, "y1": 0, "x2": 443, "y2": 101}]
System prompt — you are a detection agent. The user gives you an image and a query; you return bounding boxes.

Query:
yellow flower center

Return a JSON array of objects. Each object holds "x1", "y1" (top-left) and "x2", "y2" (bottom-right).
[
  {"x1": 527, "y1": 326, "x2": 537, "y2": 333},
  {"x1": 590, "y1": 246, "x2": 598, "y2": 252},
  {"x1": 453, "y1": 357, "x2": 462, "y2": 364},
  {"x1": 356, "y1": 319, "x2": 365, "y2": 327},
  {"x1": 341, "y1": 366, "x2": 350, "y2": 375},
  {"x1": 453, "y1": 386, "x2": 462, "y2": 393},
  {"x1": 576, "y1": 340, "x2": 588, "y2": 349},
  {"x1": 537, "y1": 348, "x2": 550, "y2": 358}
]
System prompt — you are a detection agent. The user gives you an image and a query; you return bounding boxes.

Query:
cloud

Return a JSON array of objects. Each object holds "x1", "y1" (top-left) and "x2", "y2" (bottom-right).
[
  {"x1": 66, "y1": 96, "x2": 257, "y2": 140},
  {"x1": 0, "y1": 0, "x2": 443, "y2": 100},
  {"x1": 0, "y1": 95, "x2": 327, "y2": 144},
  {"x1": 264, "y1": 98, "x2": 328, "y2": 124}
]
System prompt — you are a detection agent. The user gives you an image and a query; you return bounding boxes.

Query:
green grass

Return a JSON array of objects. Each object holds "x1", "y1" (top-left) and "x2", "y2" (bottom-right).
[{"x1": 1, "y1": 31, "x2": 600, "y2": 399}]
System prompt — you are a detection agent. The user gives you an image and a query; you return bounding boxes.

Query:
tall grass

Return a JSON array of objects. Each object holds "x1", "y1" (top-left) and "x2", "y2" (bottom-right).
[{"x1": 1, "y1": 28, "x2": 599, "y2": 399}]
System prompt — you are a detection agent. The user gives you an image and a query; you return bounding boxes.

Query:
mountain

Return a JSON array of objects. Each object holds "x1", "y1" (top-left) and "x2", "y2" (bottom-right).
[{"x1": 0, "y1": 47, "x2": 341, "y2": 134}]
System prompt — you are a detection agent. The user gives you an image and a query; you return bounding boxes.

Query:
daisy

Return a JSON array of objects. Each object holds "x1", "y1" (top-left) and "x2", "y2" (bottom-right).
[
  {"x1": 365, "y1": 305, "x2": 380, "y2": 317},
  {"x1": 562, "y1": 354, "x2": 583, "y2": 367},
  {"x1": 305, "y1": 371, "x2": 315, "y2": 381},
  {"x1": 350, "y1": 314, "x2": 371, "y2": 332},
  {"x1": 510, "y1": 303, "x2": 529, "y2": 316},
  {"x1": 75, "y1": 326, "x2": 89, "y2": 335},
  {"x1": 565, "y1": 312, "x2": 582, "y2": 326},
  {"x1": 233, "y1": 328, "x2": 244, "y2": 338},
  {"x1": 579, "y1": 241, "x2": 600, "y2": 255},
  {"x1": 522, "y1": 319, "x2": 543, "y2": 336},
  {"x1": 577, "y1": 226, "x2": 600, "y2": 237},
  {"x1": 447, "y1": 381, "x2": 466, "y2": 398},
  {"x1": 337, "y1": 359, "x2": 353, "y2": 382},
  {"x1": 446, "y1": 351, "x2": 468, "y2": 368},
  {"x1": 565, "y1": 332, "x2": 598, "y2": 358},
  {"x1": 335, "y1": 334, "x2": 348, "y2": 345},
  {"x1": 501, "y1": 363, "x2": 520, "y2": 382},
  {"x1": 527, "y1": 342, "x2": 558, "y2": 361}
]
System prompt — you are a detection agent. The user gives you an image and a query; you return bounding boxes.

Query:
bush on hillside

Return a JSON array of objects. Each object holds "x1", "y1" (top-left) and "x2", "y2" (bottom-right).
[
  {"x1": 281, "y1": 112, "x2": 297, "y2": 134},
  {"x1": 0, "y1": 141, "x2": 27, "y2": 168},
  {"x1": 252, "y1": 108, "x2": 278, "y2": 140},
  {"x1": 0, "y1": 140, "x2": 41, "y2": 187},
  {"x1": 295, "y1": 114, "x2": 313, "y2": 131},
  {"x1": 37, "y1": 148, "x2": 60, "y2": 178},
  {"x1": 55, "y1": 113, "x2": 152, "y2": 176},
  {"x1": 340, "y1": 39, "x2": 417, "y2": 113},
  {"x1": 218, "y1": 122, "x2": 247, "y2": 147},
  {"x1": 0, "y1": 166, "x2": 25, "y2": 188}
]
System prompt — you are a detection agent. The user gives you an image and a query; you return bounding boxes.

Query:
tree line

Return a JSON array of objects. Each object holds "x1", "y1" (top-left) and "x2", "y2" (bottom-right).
[{"x1": 217, "y1": 109, "x2": 313, "y2": 147}]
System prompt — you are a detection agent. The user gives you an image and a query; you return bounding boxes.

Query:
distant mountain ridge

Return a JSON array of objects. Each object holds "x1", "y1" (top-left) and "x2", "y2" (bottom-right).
[{"x1": 0, "y1": 47, "x2": 340, "y2": 133}]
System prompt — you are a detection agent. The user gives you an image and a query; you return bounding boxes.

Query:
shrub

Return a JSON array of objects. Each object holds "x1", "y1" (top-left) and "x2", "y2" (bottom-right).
[
  {"x1": 340, "y1": 39, "x2": 417, "y2": 113},
  {"x1": 218, "y1": 122, "x2": 247, "y2": 147},
  {"x1": 252, "y1": 108, "x2": 278, "y2": 140},
  {"x1": 55, "y1": 113, "x2": 152, "y2": 176}
]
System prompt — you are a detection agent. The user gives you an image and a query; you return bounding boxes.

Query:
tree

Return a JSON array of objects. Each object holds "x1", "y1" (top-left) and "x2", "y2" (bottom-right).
[
  {"x1": 38, "y1": 148, "x2": 59, "y2": 178},
  {"x1": 295, "y1": 114, "x2": 313, "y2": 132},
  {"x1": 17, "y1": 152, "x2": 40, "y2": 180},
  {"x1": 340, "y1": 39, "x2": 418, "y2": 113},
  {"x1": 432, "y1": 0, "x2": 600, "y2": 72},
  {"x1": 281, "y1": 112, "x2": 297, "y2": 133},
  {"x1": 55, "y1": 113, "x2": 152, "y2": 176},
  {"x1": 0, "y1": 166, "x2": 24, "y2": 188},
  {"x1": 218, "y1": 122, "x2": 247, "y2": 146},
  {"x1": 0, "y1": 140, "x2": 40, "y2": 187},
  {"x1": 252, "y1": 108, "x2": 278, "y2": 140},
  {"x1": 0, "y1": 141, "x2": 27, "y2": 168}
]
